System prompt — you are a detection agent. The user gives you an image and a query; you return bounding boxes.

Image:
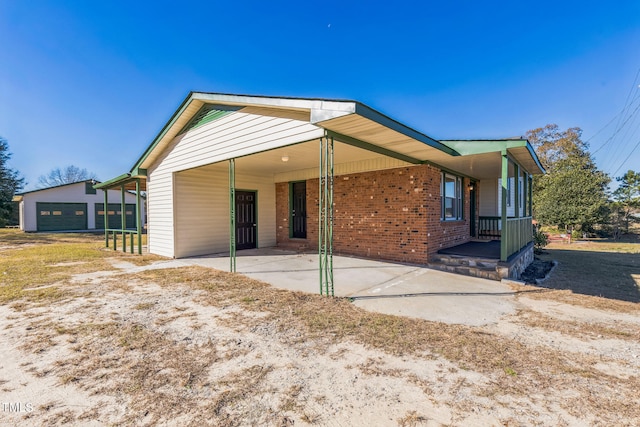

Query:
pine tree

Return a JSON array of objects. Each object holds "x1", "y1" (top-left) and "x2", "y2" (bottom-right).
[{"x1": 0, "y1": 137, "x2": 25, "y2": 226}]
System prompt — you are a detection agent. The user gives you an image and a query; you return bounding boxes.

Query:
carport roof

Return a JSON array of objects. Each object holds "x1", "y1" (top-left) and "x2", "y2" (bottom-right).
[{"x1": 100, "y1": 92, "x2": 544, "y2": 186}]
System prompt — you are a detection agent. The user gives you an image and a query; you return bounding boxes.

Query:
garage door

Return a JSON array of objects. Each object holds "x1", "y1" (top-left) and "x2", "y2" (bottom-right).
[
  {"x1": 95, "y1": 203, "x2": 136, "y2": 229},
  {"x1": 36, "y1": 202, "x2": 88, "y2": 231}
]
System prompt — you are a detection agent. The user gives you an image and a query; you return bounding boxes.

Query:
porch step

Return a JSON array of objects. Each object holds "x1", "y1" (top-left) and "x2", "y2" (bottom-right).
[{"x1": 428, "y1": 254, "x2": 501, "y2": 281}]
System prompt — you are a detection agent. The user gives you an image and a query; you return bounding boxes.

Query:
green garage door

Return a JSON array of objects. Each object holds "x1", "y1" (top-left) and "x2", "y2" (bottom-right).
[
  {"x1": 95, "y1": 203, "x2": 136, "y2": 229},
  {"x1": 36, "y1": 202, "x2": 88, "y2": 231}
]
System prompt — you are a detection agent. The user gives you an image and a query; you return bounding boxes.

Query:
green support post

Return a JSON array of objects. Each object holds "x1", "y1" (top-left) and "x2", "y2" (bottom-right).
[
  {"x1": 229, "y1": 159, "x2": 236, "y2": 273},
  {"x1": 103, "y1": 189, "x2": 109, "y2": 247},
  {"x1": 121, "y1": 185, "x2": 126, "y2": 252},
  {"x1": 528, "y1": 175, "x2": 533, "y2": 217},
  {"x1": 136, "y1": 179, "x2": 142, "y2": 255},
  {"x1": 319, "y1": 134, "x2": 334, "y2": 296},
  {"x1": 500, "y1": 151, "x2": 509, "y2": 262},
  {"x1": 514, "y1": 163, "x2": 520, "y2": 219}
]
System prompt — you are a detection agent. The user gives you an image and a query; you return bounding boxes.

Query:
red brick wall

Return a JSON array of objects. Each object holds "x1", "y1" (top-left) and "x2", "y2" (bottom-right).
[{"x1": 275, "y1": 164, "x2": 471, "y2": 264}]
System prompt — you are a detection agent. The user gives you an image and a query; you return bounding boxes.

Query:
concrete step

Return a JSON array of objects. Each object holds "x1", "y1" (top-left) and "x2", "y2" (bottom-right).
[
  {"x1": 427, "y1": 260, "x2": 501, "y2": 281},
  {"x1": 431, "y1": 254, "x2": 498, "y2": 270}
]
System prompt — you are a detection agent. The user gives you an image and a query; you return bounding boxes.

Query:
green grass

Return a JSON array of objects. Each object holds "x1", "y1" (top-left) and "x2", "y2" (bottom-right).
[{"x1": 0, "y1": 229, "x2": 157, "y2": 304}]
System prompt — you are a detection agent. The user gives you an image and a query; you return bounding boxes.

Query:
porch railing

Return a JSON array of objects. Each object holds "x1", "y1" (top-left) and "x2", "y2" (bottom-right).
[
  {"x1": 106, "y1": 229, "x2": 141, "y2": 254},
  {"x1": 504, "y1": 217, "x2": 533, "y2": 260},
  {"x1": 478, "y1": 216, "x2": 533, "y2": 261},
  {"x1": 478, "y1": 216, "x2": 501, "y2": 239}
]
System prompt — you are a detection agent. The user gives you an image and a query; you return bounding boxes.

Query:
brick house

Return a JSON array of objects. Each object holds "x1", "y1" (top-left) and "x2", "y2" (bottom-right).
[{"x1": 96, "y1": 93, "x2": 544, "y2": 283}]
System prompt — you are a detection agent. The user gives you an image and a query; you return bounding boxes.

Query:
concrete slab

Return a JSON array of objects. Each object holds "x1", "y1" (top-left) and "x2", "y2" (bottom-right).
[{"x1": 182, "y1": 248, "x2": 517, "y2": 326}]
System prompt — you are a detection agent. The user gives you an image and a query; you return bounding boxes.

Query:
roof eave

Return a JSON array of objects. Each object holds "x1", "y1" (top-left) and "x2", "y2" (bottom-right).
[{"x1": 354, "y1": 103, "x2": 459, "y2": 156}]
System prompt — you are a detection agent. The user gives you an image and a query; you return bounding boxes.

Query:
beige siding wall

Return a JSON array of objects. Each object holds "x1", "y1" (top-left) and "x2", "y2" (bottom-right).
[
  {"x1": 147, "y1": 110, "x2": 321, "y2": 258},
  {"x1": 174, "y1": 166, "x2": 276, "y2": 258},
  {"x1": 479, "y1": 178, "x2": 498, "y2": 216}
]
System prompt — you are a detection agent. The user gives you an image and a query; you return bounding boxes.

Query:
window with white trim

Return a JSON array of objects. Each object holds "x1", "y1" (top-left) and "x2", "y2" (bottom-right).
[{"x1": 441, "y1": 173, "x2": 463, "y2": 220}]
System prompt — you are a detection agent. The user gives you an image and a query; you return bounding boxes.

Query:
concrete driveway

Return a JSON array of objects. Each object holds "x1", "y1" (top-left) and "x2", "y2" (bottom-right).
[{"x1": 181, "y1": 248, "x2": 517, "y2": 326}]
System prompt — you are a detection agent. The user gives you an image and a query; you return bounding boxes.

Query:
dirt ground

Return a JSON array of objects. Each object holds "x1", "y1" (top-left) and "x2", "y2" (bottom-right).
[{"x1": 1, "y1": 238, "x2": 639, "y2": 426}]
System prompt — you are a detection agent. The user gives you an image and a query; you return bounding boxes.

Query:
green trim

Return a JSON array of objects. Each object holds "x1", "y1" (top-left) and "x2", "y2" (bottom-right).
[
  {"x1": 136, "y1": 179, "x2": 142, "y2": 255},
  {"x1": 326, "y1": 130, "x2": 423, "y2": 164},
  {"x1": 177, "y1": 104, "x2": 240, "y2": 135},
  {"x1": 103, "y1": 189, "x2": 108, "y2": 247},
  {"x1": 353, "y1": 103, "x2": 459, "y2": 156},
  {"x1": 130, "y1": 93, "x2": 195, "y2": 173},
  {"x1": 94, "y1": 173, "x2": 131, "y2": 190},
  {"x1": 500, "y1": 151, "x2": 509, "y2": 262},
  {"x1": 441, "y1": 139, "x2": 546, "y2": 175},
  {"x1": 229, "y1": 159, "x2": 236, "y2": 272}
]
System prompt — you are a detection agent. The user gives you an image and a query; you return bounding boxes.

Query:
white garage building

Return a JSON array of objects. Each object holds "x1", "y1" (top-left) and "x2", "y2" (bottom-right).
[{"x1": 14, "y1": 180, "x2": 145, "y2": 232}]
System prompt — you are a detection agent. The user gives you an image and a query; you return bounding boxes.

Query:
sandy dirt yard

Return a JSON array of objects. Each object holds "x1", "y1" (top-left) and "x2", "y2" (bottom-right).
[{"x1": 1, "y1": 240, "x2": 639, "y2": 426}]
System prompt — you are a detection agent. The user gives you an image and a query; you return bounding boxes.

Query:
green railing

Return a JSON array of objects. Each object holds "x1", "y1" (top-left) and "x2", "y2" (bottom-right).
[
  {"x1": 106, "y1": 229, "x2": 141, "y2": 254},
  {"x1": 503, "y1": 217, "x2": 533, "y2": 260}
]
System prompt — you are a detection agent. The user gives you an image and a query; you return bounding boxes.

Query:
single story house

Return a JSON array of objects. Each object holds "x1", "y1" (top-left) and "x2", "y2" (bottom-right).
[
  {"x1": 96, "y1": 92, "x2": 544, "y2": 290},
  {"x1": 14, "y1": 180, "x2": 145, "y2": 233}
]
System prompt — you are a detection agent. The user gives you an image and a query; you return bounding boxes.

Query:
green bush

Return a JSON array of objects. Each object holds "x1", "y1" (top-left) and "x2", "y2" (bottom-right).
[{"x1": 533, "y1": 229, "x2": 548, "y2": 254}]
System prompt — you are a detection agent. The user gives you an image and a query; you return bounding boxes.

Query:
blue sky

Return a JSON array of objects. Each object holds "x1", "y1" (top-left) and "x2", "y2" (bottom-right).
[{"x1": 1, "y1": 0, "x2": 639, "y2": 190}]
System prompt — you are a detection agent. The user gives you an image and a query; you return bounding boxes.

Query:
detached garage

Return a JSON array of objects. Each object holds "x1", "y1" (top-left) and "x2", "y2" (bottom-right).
[{"x1": 14, "y1": 180, "x2": 145, "y2": 232}]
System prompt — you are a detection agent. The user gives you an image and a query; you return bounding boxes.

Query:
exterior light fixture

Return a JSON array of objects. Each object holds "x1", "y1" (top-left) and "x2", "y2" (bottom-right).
[{"x1": 281, "y1": 155, "x2": 289, "y2": 162}]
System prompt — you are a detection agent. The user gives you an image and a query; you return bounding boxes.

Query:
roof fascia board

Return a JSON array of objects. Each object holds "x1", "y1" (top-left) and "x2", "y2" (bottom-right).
[
  {"x1": 354, "y1": 103, "x2": 459, "y2": 156},
  {"x1": 93, "y1": 173, "x2": 132, "y2": 190}
]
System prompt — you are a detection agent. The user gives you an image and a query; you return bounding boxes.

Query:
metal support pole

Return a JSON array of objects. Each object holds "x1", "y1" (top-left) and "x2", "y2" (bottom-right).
[
  {"x1": 500, "y1": 151, "x2": 509, "y2": 262},
  {"x1": 103, "y1": 189, "x2": 109, "y2": 247},
  {"x1": 528, "y1": 175, "x2": 533, "y2": 217},
  {"x1": 121, "y1": 185, "x2": 126, "y2": 252},
  {"x1": 229, "y1": 159, "x2": 236, "y2": 273},
  {"x1": 136, "y1": 179, "x2": 142, "y2": 255},
  {"x1": 319, "y1": 134, "x2": 334, "y2": 296},
  {"x1": 514, "y1": 163, "x2": 520, "y2": 219}
]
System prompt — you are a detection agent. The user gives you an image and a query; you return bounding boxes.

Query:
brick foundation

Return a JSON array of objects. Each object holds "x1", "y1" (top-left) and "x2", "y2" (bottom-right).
[{"x1": 276, "y1": 164, "x2": 472, "y2": 264}]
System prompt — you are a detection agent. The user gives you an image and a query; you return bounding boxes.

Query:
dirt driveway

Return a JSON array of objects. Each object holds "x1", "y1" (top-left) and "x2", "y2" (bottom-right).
[{"x1": 1, "y1": 236, "x2": 639, "y2": 426}]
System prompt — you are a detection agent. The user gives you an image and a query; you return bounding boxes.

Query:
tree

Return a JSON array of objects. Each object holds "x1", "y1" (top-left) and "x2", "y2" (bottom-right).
[
  {"x1": 610, "y1": 170, "x2": 640, "y2": 235},
  {"x1": 0, "y1": 137, "x2": 25, "y2": 227},
  {"x1": 526, "y1": 124, "x2": 587, "y2": 170},
  {"x1": 37, "y1": 165, "x2": 98, "y2": 188},
  {"x1": 527, "y1": 125, "x2": 610, "y2": 233}
]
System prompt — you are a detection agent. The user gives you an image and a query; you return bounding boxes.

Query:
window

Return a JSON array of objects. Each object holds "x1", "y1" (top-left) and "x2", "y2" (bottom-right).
[{"x1": 441, "y1": 173, "x2": 463, "y2": 220}]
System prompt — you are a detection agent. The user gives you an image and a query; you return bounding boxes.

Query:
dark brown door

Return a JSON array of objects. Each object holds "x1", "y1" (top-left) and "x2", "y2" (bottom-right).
[
  {"x1": 235, "y1": 191, "x2": 257, "y2": 250},
  {"x1": 291, "y1": 182, "x2": 307, "y2": 238}
]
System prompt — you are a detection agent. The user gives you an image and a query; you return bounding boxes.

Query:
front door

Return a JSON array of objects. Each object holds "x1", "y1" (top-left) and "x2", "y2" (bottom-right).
[
  {"x1": 235, "y1": 191, "x2": 257, "y2": 250},
  {"x1": 291, "y1": 182, "x2": 307, "y2": 238}
]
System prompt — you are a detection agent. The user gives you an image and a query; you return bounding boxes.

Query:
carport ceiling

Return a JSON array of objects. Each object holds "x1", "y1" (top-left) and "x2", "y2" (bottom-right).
[{"x1": 224, "y1": 139, "x2": 405, "y2": 177}]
